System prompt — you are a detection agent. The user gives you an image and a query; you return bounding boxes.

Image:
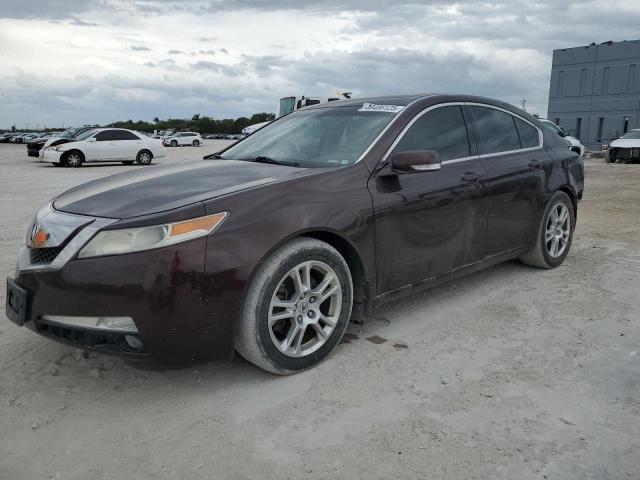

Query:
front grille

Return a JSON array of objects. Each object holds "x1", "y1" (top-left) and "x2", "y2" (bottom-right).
[
  {"x1": 29, "y1": 246, "x2": 64, "y2": 265},
  {"x1": 38, "y1": 320, "x2": 146, "y2": 355}
]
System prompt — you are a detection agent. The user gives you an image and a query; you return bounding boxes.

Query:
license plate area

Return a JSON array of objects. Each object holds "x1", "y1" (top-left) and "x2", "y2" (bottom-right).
[{"x1": 6, "y1": 277, "x2": 28, "y2": 326}]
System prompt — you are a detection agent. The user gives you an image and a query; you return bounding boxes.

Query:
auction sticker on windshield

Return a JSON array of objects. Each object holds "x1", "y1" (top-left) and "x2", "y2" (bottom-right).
[{"x1": 358, "y1": 103, "x2": 404, "y2": 113}]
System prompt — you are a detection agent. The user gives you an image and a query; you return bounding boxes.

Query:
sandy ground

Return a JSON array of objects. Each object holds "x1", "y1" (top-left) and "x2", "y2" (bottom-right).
[{"x1": 0, "y1": 143, "x2": 638, "y2": 480}]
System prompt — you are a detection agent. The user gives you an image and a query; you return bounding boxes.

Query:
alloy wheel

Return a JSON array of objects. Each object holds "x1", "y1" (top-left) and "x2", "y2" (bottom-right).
[
  {"x1": 268, "y1": 260, "x2": 342, "y2": 358},
  {"x1": 545, "y1": 202, "x2": 571, "y2": 258},
  {"x1": 66, "y1": 153, "x2": 82, "y2": 167},
  {"x1": 138, "y1": 151, "x2": 151, "y2": 165}
]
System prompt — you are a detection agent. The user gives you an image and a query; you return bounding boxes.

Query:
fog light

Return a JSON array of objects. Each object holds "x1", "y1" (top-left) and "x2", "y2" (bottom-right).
[{"x1": 41, "y1": 315, "x2": 138, "y2": 333}]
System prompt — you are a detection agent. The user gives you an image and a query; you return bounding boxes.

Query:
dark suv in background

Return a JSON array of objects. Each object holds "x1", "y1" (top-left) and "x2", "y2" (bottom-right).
[{"x1": 26, "y1": 127, "x2": 95, "y2": 157}]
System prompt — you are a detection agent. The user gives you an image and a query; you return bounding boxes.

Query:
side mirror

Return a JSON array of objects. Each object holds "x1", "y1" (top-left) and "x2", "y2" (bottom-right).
[
  {"x1": 88, "y1": 137, "x2": 97, "y2": 142},
  {"x1": 390, "y1": 150, "x2": 441, "y2": 172}
]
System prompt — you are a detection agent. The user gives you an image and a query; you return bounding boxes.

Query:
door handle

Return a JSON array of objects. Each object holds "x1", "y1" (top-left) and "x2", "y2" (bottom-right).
[
  {"x1": 460, "y1": 171, "x2": 485, "y2": 182},
  {"x1": 528, "y1": 159, "x2": 542, "y2": 169}
]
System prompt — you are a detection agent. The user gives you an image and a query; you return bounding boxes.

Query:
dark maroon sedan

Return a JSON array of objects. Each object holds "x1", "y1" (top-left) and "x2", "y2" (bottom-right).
[{"x1": 6, "y1": 94, "x2": 584, "y2": 374}]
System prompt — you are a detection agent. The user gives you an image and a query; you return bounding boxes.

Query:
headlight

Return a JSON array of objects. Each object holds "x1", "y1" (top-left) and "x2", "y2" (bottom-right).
[{"x1": 78, "y1": 212, "x2": 228, "y2": 258}]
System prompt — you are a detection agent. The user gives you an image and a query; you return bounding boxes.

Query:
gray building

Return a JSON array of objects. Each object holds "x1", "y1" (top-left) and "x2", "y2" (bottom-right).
[{"x1": 547, "y1": 39, "x2": 640, "y2": 149}]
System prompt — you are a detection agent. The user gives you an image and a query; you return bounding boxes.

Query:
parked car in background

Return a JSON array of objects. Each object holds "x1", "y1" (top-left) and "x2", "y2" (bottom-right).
[
  {"x1": 539, "y1": 119, "x2": 585, "y2": 156},
  {"x1": 42, "y1": 128, "x2": 165, "y2": 167},
  {"x1": 163, "y1": 132, "x2": 202, "y2": 147},
  {"x1": 241, "y1": 121, "x2": 271, "y2": 137},
  {"x1": 6, "y1": 94, "x2": 584, "y2": 373},
  {"x1": 0, "y1": 133, "x2": 13, "y2": 143},
  {"x1": 35, "y1": 127, "x2": 97, "y2": 158},
  {"x1": 606, "y1": 129, "x2": 640, "y2": 163}
]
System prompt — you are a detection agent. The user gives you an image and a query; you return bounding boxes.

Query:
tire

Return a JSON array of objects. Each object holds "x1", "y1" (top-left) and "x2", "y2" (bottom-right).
[
  {"x1": 236, "y1": 238, "x2": 353, "y2": 374},
  {"x1": 63, "y1": 150, "x2": 84, "y2": 168},
  {"x1": 192, "y1": 140, "x2": 200, "y2": 147},
  {"x1": 136, "y1": 150, "x2": 152, "y2": 165},
  {"x1": 519, "y1": 191, "x2": 575, "y2": 269},
  {"x1": 170, "y1": 140, "x2": 178, "y2": 147}
]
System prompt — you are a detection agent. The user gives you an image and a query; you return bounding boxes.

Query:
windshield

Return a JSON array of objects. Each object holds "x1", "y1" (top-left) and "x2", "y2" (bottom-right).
[
  {"x1": 620, "y1": 130, "x2": 640, "y2": 140},
  {"x1": 220, "y1": 105, "x2": 399, "y2": 167},
  {"x1": 57, "y1": 128, "x2": 78, "y2": 139},
  {"x1": 74, "y1": 129, "x2": 98, "y2": 141}
]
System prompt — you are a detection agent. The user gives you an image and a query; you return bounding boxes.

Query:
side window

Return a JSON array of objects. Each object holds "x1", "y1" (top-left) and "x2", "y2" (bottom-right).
[
  {"x1": 112, "y1": 130, "x2": 139, "y2": 140},
  {"x1": 392, "y1": 106, "x2": 470, "y2": 161},
  {"x1": 469, "y1": 106, "x2": 521, "y2": 154},
  {"x1": 95, "y1": 130, "x2": 116, "y2": 141},
  {"x1": 514, "y1": 118, "x2": 540, "y2": 149}
]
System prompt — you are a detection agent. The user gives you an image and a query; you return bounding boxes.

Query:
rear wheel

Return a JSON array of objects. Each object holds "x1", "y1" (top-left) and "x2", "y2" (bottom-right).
[
  {"x1": 63, "y1": 151, "x2": 84, "y2": 168},
  {"x1": 192, "y1": 140, "x2": 200, "y2": 147},
  {"x1": 236, "y1": 238, "x2": 353, "y2": 374},
  {"x1": 519, "y1": 191, "x2": 575, "y2": 269},
  {"x1": 136, "y1": 150, "x2": 152, "y2": 165}
]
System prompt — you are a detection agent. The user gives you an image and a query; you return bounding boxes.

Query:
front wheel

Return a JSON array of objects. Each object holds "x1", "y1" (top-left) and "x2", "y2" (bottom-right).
[
  {"x1": 519, "y1": 191, "x2": 575, "y2": 268},
  {"x1": 236, "y1": 238, "x2": 353, "y2": 374},
  {"x1": 63, "y1": 151, "x2": 83, "y2": 168},
  {"x1": 192, "y1": 140, "x2": 200, "y2": 147},
  {"x1": 170, "y1": 140, "x2": 178, "y2": 147}
]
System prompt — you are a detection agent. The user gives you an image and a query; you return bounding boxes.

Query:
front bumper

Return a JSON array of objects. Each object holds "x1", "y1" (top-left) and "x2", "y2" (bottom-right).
[
  {"x1": 6, "y1": 207, "x2": 251, "y2": 365},
  {"x1": 42, "y1": 149, "x2": 63, "y2": 164}
]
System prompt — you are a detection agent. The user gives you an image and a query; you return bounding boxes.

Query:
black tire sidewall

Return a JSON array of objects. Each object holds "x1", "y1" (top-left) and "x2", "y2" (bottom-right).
[
  {"x1": 193, "y1": 140, "x2": 199, "y2": 146},
  {"x1": 137, "y1": 151, "x2": 152, "y2": 165},
  {"x1": 539, "y1": 192, "x2": 575, "y2": 267},
  {"x1": 253, "y1": 246, "x2": 352, "y2": 372}
]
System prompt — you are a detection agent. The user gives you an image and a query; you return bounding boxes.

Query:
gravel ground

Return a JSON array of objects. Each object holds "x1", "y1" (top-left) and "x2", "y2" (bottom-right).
[{"x1": 0, "y1": 144, "x2": 638, "y2": 480}]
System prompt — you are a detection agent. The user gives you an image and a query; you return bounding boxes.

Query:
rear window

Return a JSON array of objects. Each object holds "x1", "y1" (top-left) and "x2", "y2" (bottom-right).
[
  {"x1": 470, "y1": 106, "x2": 521, "y2": 155},
  {"x1": 514, "y1": 118, "x2": 540, "y2": 149}
]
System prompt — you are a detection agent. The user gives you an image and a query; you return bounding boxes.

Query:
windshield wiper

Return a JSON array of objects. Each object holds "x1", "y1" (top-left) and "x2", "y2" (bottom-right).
[
  {"x1": 203, "y1": 152, "x2": 223, "y2": 160},
  {"x1": 248, "y1": 156, "x2": 301, "y2": 167}
]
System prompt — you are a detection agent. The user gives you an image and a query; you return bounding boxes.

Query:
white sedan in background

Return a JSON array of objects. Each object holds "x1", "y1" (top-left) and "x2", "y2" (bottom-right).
[
  {"x1": 42, "y1": 128, "x2": 166, "y2": 167},
  {"x1": 539, "y1": 119, "x2": 585, "y2": 157},
  {"x1": 163, "y1": 132, "x2": 202, "y2": 147},
  {"x1": 606, "y1": 129, "x2": 640, "y2": 163}
]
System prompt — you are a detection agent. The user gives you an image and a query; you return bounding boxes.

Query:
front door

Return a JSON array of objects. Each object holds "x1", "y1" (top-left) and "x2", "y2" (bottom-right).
[
  {"x1": 92, "y1": 130, "x2": 118, "y2": 160},
  {"x1": 466, "y1": 105, "x2": 546, "y2": 256},
  {"x1": 369, "y1": 104, "x2": 488, "y2": 295}
]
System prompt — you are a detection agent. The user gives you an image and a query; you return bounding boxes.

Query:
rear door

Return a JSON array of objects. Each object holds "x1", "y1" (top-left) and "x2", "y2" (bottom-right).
[
  {"x1": 369, "y1": 104, "x2": 488, "y2": 294},
  {"x1": 113, "y1": 130, "x2": 142, "y2": 160},
  {"x1": 466, "y1": 105, "x2": 545, "y2": 256},
  {"x1": 91, "y1": 130, "x2": 118, "y2": 160}
]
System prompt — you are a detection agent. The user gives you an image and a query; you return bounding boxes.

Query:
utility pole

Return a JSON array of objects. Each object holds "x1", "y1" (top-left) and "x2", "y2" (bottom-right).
[{"x1": 521, "y1": 99, "x2": 527, "y2": 112}]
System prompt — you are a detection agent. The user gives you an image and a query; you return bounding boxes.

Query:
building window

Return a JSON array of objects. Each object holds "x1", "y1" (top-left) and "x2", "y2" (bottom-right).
[
  {"x1": 579, "y1": 69, "x2": 587, "y2": 95},
  {"x1": 601, "y1": 67, "x2": 610, "y2": 94},
  {"x1": 597, "y1": 117, "x2": 604, "y2": 141},
  {"x1": 576, "y1": 118, "x2": 582, "y2": 140},
  {"x1": 557, "y1": 71, "x2": 565, "y2": 97},
  {"x1": 624, "y1": 117, "x2": 630, "y2": 134},
  {"x1": 627, "y1": 64, "x2": 636, "y2": 92}
]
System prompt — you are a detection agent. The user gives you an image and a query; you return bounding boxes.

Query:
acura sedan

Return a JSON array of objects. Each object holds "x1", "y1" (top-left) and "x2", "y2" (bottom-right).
[{"x1": 6, "y1": 94, "x2": 584, "y2": 374}]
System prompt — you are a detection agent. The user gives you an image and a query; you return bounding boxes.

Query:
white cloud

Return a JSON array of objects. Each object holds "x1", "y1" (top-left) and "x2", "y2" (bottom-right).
[{"x1": 0, "y1": 0, "x2": 639, "y2": 127}]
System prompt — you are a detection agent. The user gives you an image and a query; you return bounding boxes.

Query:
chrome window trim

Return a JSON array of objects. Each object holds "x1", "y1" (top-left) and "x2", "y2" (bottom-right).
[{"x1": 378, "y1": 101, "x2": 544, "y2": 167}]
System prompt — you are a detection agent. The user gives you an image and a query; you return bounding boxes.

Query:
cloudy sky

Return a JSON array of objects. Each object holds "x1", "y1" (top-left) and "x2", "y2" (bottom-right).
[{"x1": 1, "y1": 0, "x2": 639, "y2": 129}]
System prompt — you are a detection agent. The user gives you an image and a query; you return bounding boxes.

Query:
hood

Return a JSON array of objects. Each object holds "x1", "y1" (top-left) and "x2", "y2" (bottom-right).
[
  {"x1": 610, "y1": 138, "x2": 640, "y2": 148},
  {"x1": 53, "y1": 159, "x2": 313, "y2": 219}
]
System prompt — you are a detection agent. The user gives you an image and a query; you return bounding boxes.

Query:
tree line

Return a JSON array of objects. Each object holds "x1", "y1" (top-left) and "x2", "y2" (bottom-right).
[{"x1": 107, "y1": 112, "x2": 276, "y2": 134}]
